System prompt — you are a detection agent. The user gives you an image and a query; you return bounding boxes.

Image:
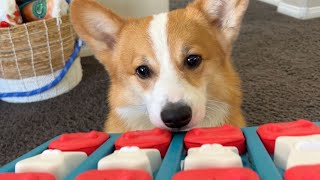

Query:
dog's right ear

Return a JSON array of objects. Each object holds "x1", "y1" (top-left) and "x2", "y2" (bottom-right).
[
  {"x1": 189, "y1": 0, "x2": 249, "y2": 48},
  {"x1": 70, "y1": 0, "x2": 124, "y2": 59}
]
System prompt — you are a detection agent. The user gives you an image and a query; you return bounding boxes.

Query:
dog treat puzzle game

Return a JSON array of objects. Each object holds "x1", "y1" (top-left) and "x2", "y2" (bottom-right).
[{"x1": 1, "y1": 120, "x2": 320, "y2": 180}]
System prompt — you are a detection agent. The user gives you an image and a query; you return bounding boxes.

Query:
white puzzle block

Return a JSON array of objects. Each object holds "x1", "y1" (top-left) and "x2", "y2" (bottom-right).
[
  {"x1": 286, "y1": 139, "x2": 320, "y2": 169},
  {"x1": 98, "y1": 146, "x2": 161, "y2": 175},
  {"x1": 274, "y1": 134, "x2": 320, "y2": 169},
  {"x1": 143, "y1": 149, "x2": 162, "y2": 173},
  {"x1": 187, "y1": 144, "x2": 239, "y2": 155},
  {"x1": 15, "y1": 150, "x2": 87, "y2": 180},
  {"x1": 184, "y1": 144, "x2": 242, "y2": 170}
]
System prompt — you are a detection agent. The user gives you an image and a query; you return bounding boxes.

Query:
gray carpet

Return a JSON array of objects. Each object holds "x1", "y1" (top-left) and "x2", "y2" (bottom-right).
[{"x1": 1, "y1": 1, "x2": 320, "y2": 166}]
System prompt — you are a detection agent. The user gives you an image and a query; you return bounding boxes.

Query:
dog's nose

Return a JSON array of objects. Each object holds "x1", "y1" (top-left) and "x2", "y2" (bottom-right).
[{"x1": 161, "y1": 102, "x2": 192, "y2": 129}]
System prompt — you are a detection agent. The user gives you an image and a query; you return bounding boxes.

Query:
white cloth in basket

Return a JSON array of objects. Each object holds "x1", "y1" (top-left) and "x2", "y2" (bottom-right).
[{"x1": 0, "y1": 57, "x2": 82, "y2": 103}]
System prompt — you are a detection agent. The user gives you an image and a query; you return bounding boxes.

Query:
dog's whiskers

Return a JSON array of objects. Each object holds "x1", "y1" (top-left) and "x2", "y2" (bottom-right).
[
  {"x1": 126, "y1": 104, "x2": 149, "y2": 116},
  {"x1": 201, "y1": 96, "x2": 230, "y2": 127}
]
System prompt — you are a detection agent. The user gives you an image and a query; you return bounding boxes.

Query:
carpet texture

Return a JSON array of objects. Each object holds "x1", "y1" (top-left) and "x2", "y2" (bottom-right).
[{"x1": 1, "y1": 1, "x2": 320, "y2": 166}]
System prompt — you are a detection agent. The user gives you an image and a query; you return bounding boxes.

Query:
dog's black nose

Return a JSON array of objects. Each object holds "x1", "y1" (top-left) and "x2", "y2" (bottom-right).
[{"x1": 161, "y1": 102, "x2": 192, "y2": 129}]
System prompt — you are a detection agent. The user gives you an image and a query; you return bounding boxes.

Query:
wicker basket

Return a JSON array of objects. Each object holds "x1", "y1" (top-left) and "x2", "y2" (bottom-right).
[{"x1": 0, "y1": 15, "x2": 83, "y2": 103}]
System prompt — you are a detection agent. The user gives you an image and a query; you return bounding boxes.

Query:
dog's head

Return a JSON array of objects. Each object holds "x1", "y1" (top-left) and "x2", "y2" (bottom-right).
[{"x1": 71, "y1": 0, "x2": 248, "y2": 131}]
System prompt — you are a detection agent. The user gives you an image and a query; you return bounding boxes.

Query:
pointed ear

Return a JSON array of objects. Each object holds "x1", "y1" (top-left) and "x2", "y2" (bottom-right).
[
  {"x1": 190, "y1": 0, "x2": 249, "y2": 45},
  {"x1": 70, "y1": 0, "x2": 125, "y2": 57}
]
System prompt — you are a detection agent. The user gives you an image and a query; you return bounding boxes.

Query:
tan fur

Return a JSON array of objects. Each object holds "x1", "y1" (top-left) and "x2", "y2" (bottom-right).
[
  {"x1": 167, "y1": 6, "x2": 246, "y2": 128},
  {"x1": 104, "y1": 111, "x2": 128, "y2": 132},
  {"x1": 70, "y1": 0, "x2": 249, "y2": 132}
]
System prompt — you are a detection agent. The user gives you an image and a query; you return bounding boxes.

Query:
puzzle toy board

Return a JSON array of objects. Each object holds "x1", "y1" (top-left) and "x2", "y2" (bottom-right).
[{"x1": 0, "y1": 120, "x2": 319, "y2": 180}]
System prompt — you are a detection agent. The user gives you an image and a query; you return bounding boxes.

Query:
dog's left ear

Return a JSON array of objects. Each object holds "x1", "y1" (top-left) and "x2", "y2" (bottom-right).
[
  {"x1": 70, "y1": 0, "x2": 125, "y2": 66},
  {"x1": 190, "y1": 0, "x2": 249, "y2": 45}
]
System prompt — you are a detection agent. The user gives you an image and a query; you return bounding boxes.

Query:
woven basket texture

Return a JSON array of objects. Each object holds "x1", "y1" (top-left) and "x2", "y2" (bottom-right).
[{"x1": 0, "y1": 15, "x2": 76, "y2": 79}]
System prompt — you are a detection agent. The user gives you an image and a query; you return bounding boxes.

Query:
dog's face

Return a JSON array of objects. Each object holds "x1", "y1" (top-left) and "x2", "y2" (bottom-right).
[{"x1": 71, "y1": 0, "x2": 248, "y2": 130}]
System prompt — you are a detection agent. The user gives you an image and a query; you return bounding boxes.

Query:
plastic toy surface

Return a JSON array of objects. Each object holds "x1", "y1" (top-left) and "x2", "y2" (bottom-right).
[
  {"x1": 15, "y1": 149, "x2": 87, "y2": 180},
  {"x1": 184, "y1": 144, "x2": 242, "y2": 170},
  {"x1": 257, "y1": 119, "x2": 320, "y2": 153},
  {"x1": 184, "y1": 124, "x2": 246, "y2": 154},
  {"x1": 0, "y1": 172, "x2": 55, "y2": 180},
  {"x1": 0, "y1": 120, "x2": 319, "y2": 180},
  {"x1": 98, "y1": 146, "x2": 161, "y2": 175},
  {"x1": 48, "y1": 131, "x2": 109, "y2": 155},
  {"x1": 75, "y1": 169, "x2": 152, "y2": 180},
  {"x1": 172, "y1": 168, "x2": 259, "y2": 180},
  {"x1": 274, "y1": 134, "x2": 320, "y2": 169},
  {"x1": 115, "y1": 128, "x2": 172, "y2": 157},
  {"x1": 284, "y1": 165, "x2": 320, "y2": 180}
]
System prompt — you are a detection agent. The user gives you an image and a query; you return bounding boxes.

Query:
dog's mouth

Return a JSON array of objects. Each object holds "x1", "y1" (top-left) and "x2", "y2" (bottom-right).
[
  {"x1": 161, "y1": 122, "x2": 196, "y2": 132},
  {"x1": 168, "y1": 127, "x2": 193, "y2": 132}
]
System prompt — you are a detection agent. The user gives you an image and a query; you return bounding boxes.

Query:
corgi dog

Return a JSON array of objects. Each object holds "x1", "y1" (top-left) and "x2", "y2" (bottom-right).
[{"x1": 70, "y1": 0, "x2": 249, "y2": 132}]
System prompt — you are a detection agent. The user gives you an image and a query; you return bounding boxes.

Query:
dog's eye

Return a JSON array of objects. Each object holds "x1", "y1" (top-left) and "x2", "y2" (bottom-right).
[
  {"x1": 185, "y1": 55, "x2": 202, "y2": 69},
  {"x1": 136, "y1": 65, "x2": 151, "y2": 79}
]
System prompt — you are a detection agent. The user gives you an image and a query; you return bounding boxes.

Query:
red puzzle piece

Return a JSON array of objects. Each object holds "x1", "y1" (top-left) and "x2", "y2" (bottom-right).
[
  {"x1": 173, "y1": 168, "x2": 259, "y2": 180},
  {"x1": 184, "y1": 125, "x2": 246, "y2": 154},
  {"x1": 49, "y1": 131, "x2": 109, "y2": 155},
  {"x1": 257, "y1": 119, "x2": 320, "y2": 153},
  {"x1": 285, "y1": 165, "x2": 320, "y2": 180},
  {"x1": 0, "y1": 173, "x2": 55, "y2": 180},
  {"x1": 75, "y1": 169, "x2": 152, "y2": 180},
  {"x1": 115, "y1": 128, "x2": 172, "y2": 157}
]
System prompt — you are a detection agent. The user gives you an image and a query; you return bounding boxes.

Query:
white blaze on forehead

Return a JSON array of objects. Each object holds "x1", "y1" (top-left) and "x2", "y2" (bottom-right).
[
  {"x1": 148, "y1": 12, "x2": 183, "y2": 103},
  {"x1": 147, "y1": 12, "x2": 183, "y2": 128},
  {"x1": 149, "y1": 13, "x2": 170, "y2": 70}
]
